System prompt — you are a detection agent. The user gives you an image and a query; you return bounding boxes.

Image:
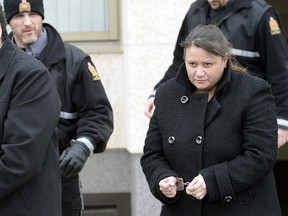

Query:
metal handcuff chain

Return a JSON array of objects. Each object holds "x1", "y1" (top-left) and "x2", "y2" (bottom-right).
[{"x1": 176, "y1": 177, "x2": 190, "y2": 191}]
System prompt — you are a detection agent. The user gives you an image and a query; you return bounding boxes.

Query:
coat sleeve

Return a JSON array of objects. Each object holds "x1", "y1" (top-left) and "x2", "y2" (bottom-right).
[
  {"x1": 72, "y1": 57, "x2": 113, "y2": 153},
  {"x1": 0, "y1": 67, "x2": 61, "y2": 199},
  {"x1": 200, "y1": 79, "x2": 278, "y2": 203},
  {"x1": 140, "y1": 93, "x2": 181, "y2": 205},
  {"x1": 256, "y1": 7, "x2": 288, "y2": 127}
]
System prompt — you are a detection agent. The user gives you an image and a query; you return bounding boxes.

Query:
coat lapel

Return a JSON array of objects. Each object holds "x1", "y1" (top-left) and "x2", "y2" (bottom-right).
[
  {"x1": 205, "y1": 96, "x2": 221, "y2": 127},
  {"x1": 175, "y1": 61, "x2": 232, "y2": 127}
]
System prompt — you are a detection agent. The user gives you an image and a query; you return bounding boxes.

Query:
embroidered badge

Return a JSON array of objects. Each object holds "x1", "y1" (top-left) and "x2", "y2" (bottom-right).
[
  {"x1": 269, "y1": 17, "x2": 281, "y2": 35},
  {"x1": 19, "y1": 0, "x2": 31, "y2": 13},
  {"x1": 88, "y1": 62, "x2": 100, "y2": 81}
]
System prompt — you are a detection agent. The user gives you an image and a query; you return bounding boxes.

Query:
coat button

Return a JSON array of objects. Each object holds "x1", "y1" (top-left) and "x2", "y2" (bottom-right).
[
  {"x1": 195, "y1": 136, "x2": 203, "y2": 144},
  {"x1": 224, "y1": 196, "x2": 233, "y2": 203},
  {"x1": 180, "y1": 96, "x2": 188, "y2": 104},
  {"x1": 168, "y1": 136, "x2": 175, "y2": 144}
]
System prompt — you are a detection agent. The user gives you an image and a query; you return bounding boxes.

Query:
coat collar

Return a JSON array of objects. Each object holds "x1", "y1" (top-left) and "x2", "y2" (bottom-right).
[
  {"x1": 175, "y1": 62, "x2": 231, "y2": 128},
  {"x1": 38, "y1": 23, "x2": 66, "y2": 67},
  {"x1": 8, "y1": 23, "x2": 66, "y2": 68}
]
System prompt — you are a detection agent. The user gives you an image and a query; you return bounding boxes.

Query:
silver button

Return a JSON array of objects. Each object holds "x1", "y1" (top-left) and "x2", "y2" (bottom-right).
[
  {"x1": 180, "y1": 96, "x2": 188, "y2": 104},
  {"x1": 224, "y1": 196, "x2": 233, "y2": 203},
  {"x1": 168, "y1": 136, "x2": 175, "y2": 144},
  {"x1": 195, "y1": 136, "x2": 203, "y2": 144}
]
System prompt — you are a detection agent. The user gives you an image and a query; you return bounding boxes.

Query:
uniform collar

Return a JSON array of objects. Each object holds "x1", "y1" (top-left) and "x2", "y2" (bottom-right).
[
  {"x1": 10, "y1": 28, "x2": 48, "y2": 57},
  {"x1": 8, "y1": 23, "x2": 66, "y2": 67},
  {"x1": 24, "y1": 28, "x2": 48, "y2": 57},
  {"x1": 38, "y1": 23, "x2": 66, "y2": 67}
]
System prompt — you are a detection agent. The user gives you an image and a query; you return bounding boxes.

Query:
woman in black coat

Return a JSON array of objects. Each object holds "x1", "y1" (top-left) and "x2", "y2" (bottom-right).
[{"x1": 140, "y1": 25, "x2": 281, "y2": 216}]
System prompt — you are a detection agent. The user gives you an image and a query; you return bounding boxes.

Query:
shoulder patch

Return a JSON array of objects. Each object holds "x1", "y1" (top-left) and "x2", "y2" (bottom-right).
[
  {"x1": 88, "y1": 62, "x2": 100, "y2": 81},
  {"x1": 269, "y1": 17, "x2": 281, "y2": 35}
]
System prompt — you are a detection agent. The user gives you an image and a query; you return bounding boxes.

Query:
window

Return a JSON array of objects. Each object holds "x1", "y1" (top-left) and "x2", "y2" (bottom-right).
[
  {"x1": 44, "y1": 0, "x2": 119, "y2": 41},
  {"x1": 0, "y1": 0, "x2": 119, "y2": 42}
]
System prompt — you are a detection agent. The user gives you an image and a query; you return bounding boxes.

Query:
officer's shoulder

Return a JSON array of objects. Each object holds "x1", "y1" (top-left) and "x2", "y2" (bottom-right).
[
  {"x1": 251, "y1": 0, "x2": 271, "y2": 10},
  {"x1": 63, "y1": 42, "x2": 89, "y2": 62}
]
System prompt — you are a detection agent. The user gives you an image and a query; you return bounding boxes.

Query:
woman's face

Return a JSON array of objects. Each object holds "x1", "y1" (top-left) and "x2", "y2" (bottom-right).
[{"x1": 185, "y1": 45, "x2": 227, "y2": 94}]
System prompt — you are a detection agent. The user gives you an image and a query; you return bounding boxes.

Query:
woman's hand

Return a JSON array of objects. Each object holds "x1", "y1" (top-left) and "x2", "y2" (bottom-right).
[
  {"x1": 186, "y1": 174, "x2": 207, "y2": 200},
  {"x1": 144, "y1": 97, "x2": 155, "y2": 118},
  {"x1": 159, "y1": 176, "x2": 177, "y2": 198}
]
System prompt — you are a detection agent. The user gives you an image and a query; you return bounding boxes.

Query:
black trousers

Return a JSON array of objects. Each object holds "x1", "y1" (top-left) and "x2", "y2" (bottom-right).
[{"x1": 62, "y1": 175, "x2": 83, "y2": 216}]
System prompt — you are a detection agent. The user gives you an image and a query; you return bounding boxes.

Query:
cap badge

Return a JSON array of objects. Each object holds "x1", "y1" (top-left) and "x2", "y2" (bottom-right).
[{"x1": 19, "y1": 0, "x2": 31, "y2": 13}]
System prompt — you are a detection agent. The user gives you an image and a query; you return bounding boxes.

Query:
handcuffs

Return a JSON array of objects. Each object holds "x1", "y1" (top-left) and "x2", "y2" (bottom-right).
[{"x1": 176, "y1": 177, "x2": 190, "y2": 191}]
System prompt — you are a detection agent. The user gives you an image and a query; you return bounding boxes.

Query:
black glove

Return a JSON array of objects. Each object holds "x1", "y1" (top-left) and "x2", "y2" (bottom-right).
[{"x1": 59, "y1": 140, "x2": 90, "y2": 178}]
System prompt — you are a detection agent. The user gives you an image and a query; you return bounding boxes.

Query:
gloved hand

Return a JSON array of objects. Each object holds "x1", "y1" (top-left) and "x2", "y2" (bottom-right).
[{"x1": 59, "y1": 140, "x2": 90, "y2": 178}]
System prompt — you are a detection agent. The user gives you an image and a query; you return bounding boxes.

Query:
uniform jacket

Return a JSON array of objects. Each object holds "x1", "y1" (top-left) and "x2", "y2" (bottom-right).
[
  {"x1": 141, "y1": 64, "x2": 281, "y2": 216},
  {"x1": 154, "y1": 0, "x2": 288, "y2": 128},
  {"x1": 0, "y1": 39, "x2": 61, "y2": 215},
  {"x1": 35, "y1": 23, "x2": 113, "y2": 153}
]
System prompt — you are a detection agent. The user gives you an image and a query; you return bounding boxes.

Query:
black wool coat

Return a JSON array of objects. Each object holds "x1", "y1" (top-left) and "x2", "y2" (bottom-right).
[
  {"x1": 0, "y1": 39, "x2": 62, "y2": 216},
  {"x1": 141, "y1": 64, "x2": 281, "y2": 216}
]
